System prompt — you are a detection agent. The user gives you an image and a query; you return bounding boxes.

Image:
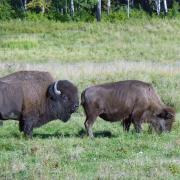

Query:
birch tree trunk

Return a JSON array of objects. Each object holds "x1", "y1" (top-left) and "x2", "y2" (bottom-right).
[
  {"x1": 155, "y1": 0, "x2": 161, "y2": 15},
  {"x1": 20, "y1": 0, "x2": 25, "y2": 11},
  {"x1": 42, "y1": 4, "x2": 45, "y2": 14},
  {"x1": 127, "y1": 0, "x2": 130, "y2": 18},
  {"x1": 24, "y1": 0, "x2": 27, "y2": 10},
  {"x1": 107, "y1": 0, "x2": 111, "y2": 15},
  {"x1": 61, "y1": 8, "x2": 64, "y2": 15},
  {"x1": 70, "y1": 0, "x2": 75, "y2": 16},
  {"x1": 96, "y1": 0, "x2": 101, "y2": 21},
  {"x1": 131, "y1": 0, "x2": 134, "y2": 7},
  {"x1": 163, "y1": 0, "x2": 168, "y2": 14},
  {"x1": 78, "y1": 0, "x2": 80, "y2": 12}
]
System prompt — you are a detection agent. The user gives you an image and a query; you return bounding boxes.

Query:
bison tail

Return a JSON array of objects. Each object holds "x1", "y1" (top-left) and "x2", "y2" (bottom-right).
[{"x1": 81, "y1": 90, "x2": 86, "y2": 106}]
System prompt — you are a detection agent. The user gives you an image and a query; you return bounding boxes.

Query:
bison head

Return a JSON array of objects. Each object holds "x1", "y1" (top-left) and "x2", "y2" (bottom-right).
[
  {"x1": 47, "y1": 80, "x2": 79, "y2": 122},
  {"x1": 151, "y1": 107, "x2": 175, "y2": 133}
]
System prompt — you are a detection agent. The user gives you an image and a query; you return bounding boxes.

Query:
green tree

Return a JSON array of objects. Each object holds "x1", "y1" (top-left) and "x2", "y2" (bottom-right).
[{"x1": 27, "y1": 0, "x2": 52, "y2": 14}]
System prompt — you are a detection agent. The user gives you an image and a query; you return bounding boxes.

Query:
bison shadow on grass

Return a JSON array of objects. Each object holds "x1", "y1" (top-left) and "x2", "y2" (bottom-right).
[{"x1": 33, "y1": 129, "x2": 115, "y2": 138}]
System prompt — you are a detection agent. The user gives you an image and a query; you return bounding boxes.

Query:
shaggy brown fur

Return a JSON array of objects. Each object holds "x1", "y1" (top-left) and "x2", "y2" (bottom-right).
[
  {"x1": 0, "y1": 71, "x2": 79, "y2": 137},
  {"x1": 81, "y1": 80, "x2": 175, "y2": 137}
]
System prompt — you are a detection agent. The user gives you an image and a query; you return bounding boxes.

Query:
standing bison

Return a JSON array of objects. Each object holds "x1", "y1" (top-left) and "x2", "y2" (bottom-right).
[
  {"x1": 81, "y1": 80, "x2": 175, "y2": 137},
  {"x1": 0, "y1": 71, "x2": 79, "y2": 137}
]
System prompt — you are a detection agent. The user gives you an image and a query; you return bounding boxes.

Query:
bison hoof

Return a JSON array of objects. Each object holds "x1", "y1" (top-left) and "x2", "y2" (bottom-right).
[
  {"x1": 24, "y1": 133, "x2": 33, "y2": 139},
  {"x1": 88, "y1": 133, "x2": 94, "y2": 138}
]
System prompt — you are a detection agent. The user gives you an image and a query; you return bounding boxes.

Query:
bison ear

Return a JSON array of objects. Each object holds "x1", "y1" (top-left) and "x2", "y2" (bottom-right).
[{"x1": 47, "y1": 84, "x2": 57, "y2": 100}]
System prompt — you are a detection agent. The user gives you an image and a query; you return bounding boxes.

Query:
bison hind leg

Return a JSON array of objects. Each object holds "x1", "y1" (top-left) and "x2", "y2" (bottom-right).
[{"x1": 84, "y1": 116, "x2": 97, "y2": 138}]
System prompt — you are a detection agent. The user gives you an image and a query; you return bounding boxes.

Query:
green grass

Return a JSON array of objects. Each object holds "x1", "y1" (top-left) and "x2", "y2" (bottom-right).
[
  {"x1": 0, "y1": 112, "x2": 179, "y2": 179},
  {"x1": 0, "y1": 18, "x2": 180, "y2": 179},
  {"x1": 0, "y1": 18, "x2": 180, "y2": 63}
]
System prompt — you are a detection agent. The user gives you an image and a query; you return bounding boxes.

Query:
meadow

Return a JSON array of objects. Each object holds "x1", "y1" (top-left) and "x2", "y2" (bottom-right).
[{"x1": 0, "y1": 18, "x2": 179, "y2": 179}]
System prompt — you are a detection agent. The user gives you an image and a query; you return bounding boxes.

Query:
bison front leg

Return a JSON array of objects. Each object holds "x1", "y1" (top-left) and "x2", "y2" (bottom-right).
[
  {"x1": 19, "y1": 119, "x2": 24, "y2": 132},
  {"x1": 131, "y1": 110, "x2": 143, "y2": 133},
  {"x1": 133, "y1": 121, "x2": 142, "y2": 133},
  {"x1": 19, "y1": 117, "x2": 36, "y2": 138},
  {"x1": 122, "y1": 118, "x2": 131, "y2": 132},
  {"x1": 84, "y1": 116, "x2": 97, "y2": 138}
]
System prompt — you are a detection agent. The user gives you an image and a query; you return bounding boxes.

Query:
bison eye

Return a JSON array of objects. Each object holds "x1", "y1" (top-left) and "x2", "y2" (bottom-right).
[{"x1": 62, "y1": 95, "x2": 68, "y2": 102}]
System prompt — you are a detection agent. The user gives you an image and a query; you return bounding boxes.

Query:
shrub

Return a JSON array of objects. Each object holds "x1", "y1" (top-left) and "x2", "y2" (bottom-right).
[
  {"x1": 0, "y1": 1, "x2": 14, "y2": 20},
  {"x1": 103, "y1": 9, "x2": 128, "y2": 22},
  {"x1": 73, "y1": 10, "x2": 95, "y2": 22},
  {"x1": 168, "y1": 0, "x2": 180, "y2": 18},
  {"x1": 25, "y1": 12, "x2": 48, "y2": 21}
]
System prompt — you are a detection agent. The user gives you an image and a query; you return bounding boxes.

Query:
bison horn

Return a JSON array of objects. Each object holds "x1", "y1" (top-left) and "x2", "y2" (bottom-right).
[{"x1": 54, "y1": 81, "x2": 61, "y2": 95}]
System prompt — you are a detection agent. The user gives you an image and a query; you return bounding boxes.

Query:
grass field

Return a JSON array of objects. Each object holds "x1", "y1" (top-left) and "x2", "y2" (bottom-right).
[
  {"x1": 0, "y1": 18, "x2": 180, "y2": 179},
  {"x1": 0, "y1": 18, "x2": 180, "y2": 63}
]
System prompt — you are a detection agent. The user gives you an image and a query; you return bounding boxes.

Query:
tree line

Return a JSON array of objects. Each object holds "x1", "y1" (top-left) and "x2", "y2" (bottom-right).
[{"x1": 0, "y1": 0, "x2": 179, "y2": 21}]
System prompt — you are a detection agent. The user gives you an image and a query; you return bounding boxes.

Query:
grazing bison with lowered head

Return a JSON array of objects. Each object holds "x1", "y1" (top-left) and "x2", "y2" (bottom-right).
[
  {"x1": 0, "y1": 71, "x2": 79, "y2": 137},
  {"x1": 81, "y1": 80, "x2": 175, "y2": 137}
]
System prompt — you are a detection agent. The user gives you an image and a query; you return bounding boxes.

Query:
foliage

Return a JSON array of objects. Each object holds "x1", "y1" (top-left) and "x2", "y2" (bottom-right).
[
  {"x1": 0, "y1": 1, "x2": 14, "y2": 20},
  {"x1": 103, "y1": 8, "x2": 128, "y2": 22},
  {"x1": 27, "y1": 0, "x2": 52, "y2": 13},
  {"x1": 168, "y1": 0, "x2": 180, "y2": 18},
  {"x1": 25, "y1": 12, "x2": 48, "y2": 21},
  {"x1": 0, "y1": 0, "x2": 179, "y2": 21}
]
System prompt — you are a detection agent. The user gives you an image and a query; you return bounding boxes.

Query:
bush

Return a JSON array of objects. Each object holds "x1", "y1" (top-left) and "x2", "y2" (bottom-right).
[
  {"x1": 130, "y1": 9, "x2": 149, "y2": 19},
  {"x1": 103, "y1": 8, "x2": 128, "y2": 22},
  {"x1": 73, "y1": 10, "x2": 95, "y2": 22},
  {"x1": 168, "y1": 1, "x2": 180, "y2": 18},
  {"x1": 0, "y1": 1, "x2": 14, "y2": 20},
  {"x1": 102, "y1": 7, "x2": 149, "y2": 22},
  {"x1": 47, "y1": 12, "x2": 72, "y2": 22},
  {"x1": 25, "y1": 12, "x2": 48, "y2": 21}
]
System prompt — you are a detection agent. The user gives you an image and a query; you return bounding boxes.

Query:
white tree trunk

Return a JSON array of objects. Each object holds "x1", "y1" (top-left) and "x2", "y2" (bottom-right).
[
  {"x1": 61, "y1": 8, "x2": 64, "y2": 15},
  {"x1": 131, "y1": 0, "x2": 134, "y2": 7},
  {"x1": 107, "y1": 0, "x2": 111, "y2": 15},
  {"x1": 127, "y1": 0, "x2": 130, "y2": 18},
  {"x1": 65, "y1": 0, "x2": 68, "y2": 14},
  {"x1": 24, "y1": 0, "x2": 27, "y2": 10},
  {"x1": 70, "y1": 0, "x2": 75, "y2": 16},
  {"x1": 155, "y1": 0, "x2": 161, "y2": 15},
  {"x1": 96, "y1": 0, "x2": 101, "y2": 21},
  {"x1": 163, "y1": 0, "x2": 168, "y2": 14},
  {"x1": 78, "y1": 0, "x2": 80, "y2": 12},
  {"x1": 42, "y1": 5, "x2": 45, "y2": 14}
]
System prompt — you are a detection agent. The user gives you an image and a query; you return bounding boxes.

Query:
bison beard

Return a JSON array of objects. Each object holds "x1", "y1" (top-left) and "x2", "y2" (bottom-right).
[
  {"x1": 0, "y1": 71, "x2": 79, "y2": 137},
  {"x1": 81, "y1": 80, "x2": 175, "y2": 137}
]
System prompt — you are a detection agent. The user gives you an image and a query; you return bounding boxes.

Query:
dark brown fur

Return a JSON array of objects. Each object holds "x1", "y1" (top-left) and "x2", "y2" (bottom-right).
[
  {"x1": 0, "y1": 71, "x2": 79, "y2": 137},
  {"x1": 81, "y1": 80, "x2": 175, "y2": 137}
]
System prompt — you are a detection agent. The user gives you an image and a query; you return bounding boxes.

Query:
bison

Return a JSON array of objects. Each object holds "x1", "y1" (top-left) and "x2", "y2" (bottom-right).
[
  {"x1": 0, "y1": 71, "x2": 79, "y2": 137},
  {"x1": 81, "y1": 80, "x2": 175, "y2": 137}
]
